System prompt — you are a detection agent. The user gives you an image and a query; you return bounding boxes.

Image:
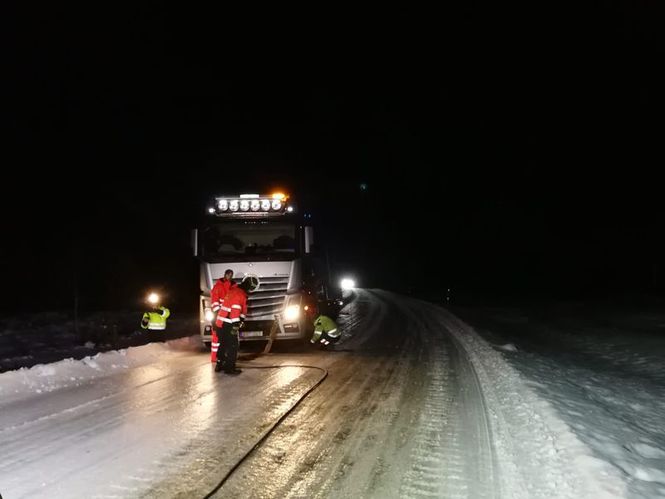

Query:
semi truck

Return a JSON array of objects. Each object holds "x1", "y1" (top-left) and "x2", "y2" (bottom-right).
[{"x1": 192, "y1": 192, "x2": 338, "y2": 346}]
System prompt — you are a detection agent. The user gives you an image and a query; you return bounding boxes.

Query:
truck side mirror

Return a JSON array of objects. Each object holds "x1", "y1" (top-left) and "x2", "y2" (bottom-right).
[
  {"x1": 191, "y1": 229, "x2": 198, "y2": 257},
  {"x1": 304, "y1": 226, "x2": 314, "y2": 254}
]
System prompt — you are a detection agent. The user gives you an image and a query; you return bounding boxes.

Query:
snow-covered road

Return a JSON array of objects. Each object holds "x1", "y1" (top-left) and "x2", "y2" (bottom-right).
[{"x1": 0, "y1": 291, "x2": 626, "y2": 498}]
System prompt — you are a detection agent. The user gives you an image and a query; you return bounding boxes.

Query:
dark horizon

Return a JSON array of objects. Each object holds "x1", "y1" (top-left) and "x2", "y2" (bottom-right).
[{"x1": 4, "y1": 3, "x2": 665, "y2": 314}]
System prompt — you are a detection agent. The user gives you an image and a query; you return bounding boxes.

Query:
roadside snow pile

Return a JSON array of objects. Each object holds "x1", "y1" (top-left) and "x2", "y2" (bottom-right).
[
  {"x1": 454, "y1": 306, "x2": 665, "y2": 499},
  {"x1": 0, "y1": 335, "x2": 203, "y2": 406},
  {"x1": 512, "y1": 348, "x2": 665, "y2": 499},
  {"x1": 436, "y1": 310, "x2": 627, "y2": 499}
]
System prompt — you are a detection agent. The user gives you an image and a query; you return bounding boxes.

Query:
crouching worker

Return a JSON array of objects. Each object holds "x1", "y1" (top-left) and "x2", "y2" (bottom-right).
[{"x1": 311, "y1": 314, "x2": 340, "y2": 346}]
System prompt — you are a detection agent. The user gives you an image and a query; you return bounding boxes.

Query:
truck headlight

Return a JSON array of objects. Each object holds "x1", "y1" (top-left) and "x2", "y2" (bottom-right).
[
  {"x1": 204, "y1": 308, "x2": 215, "y2": 322},
  {"x1": 283, "y1": 305, "x2": 300, "y2": 322}
]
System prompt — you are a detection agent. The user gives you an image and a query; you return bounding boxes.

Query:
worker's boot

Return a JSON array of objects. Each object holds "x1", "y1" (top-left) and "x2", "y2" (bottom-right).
[
  {"x1": 214, "y1": 361, "x2": 224, "y2": 372},
  {"x1": 224, "y1": 367, "x2": 242, "y2": 375}
]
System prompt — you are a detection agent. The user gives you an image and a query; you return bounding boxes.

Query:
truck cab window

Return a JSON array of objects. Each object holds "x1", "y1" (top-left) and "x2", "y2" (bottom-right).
[{"x1": 201, "y1": 223, "x2": 296, "y2": 259}]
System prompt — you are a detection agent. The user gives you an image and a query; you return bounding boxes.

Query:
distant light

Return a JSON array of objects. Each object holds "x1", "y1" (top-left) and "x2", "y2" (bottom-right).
[
  {"x1": 239, "y1": 200, "x2": 250, "y2": 211},
  {"x1": 286, "y1": 206, "x2": 294, "y2": 212},
  {"x1": 208, "y1": 207, "x2": 215, "y2": 214},
  {"x1": 147, "y1": 292, "x2": 160, "y2": 305},
  {"x1": 261, "y1": 199, "x2": 271, "y2": 211},
  {"x1": 340, "y1": 278, "x2": 355, "y2": 290},
  {"x1": 229, "y1": 200, "x2": 239, "y2": 212},
  {"x1": 250, "y1": 199, "x2": 261, "y2": 211},
  {"x1": 217, "y1": 199, "x2": 228, "y2": 211},
  {"x1": 360, "y1": 183, "x2": 368, "y2": 191},
  {"x1": 272, "y1": 199, "x2": 282, "y2": 210}
]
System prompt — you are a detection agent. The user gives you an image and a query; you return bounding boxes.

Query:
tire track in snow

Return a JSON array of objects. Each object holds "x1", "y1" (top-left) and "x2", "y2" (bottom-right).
[{"x1": 381, "y1": 291, "x2": 500, "y2": 499}]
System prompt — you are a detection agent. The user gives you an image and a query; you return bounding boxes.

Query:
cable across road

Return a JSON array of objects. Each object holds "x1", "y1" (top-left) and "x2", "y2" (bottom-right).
[{"x1": 202, "y1": 363, "x2": 329, "y2": 499}]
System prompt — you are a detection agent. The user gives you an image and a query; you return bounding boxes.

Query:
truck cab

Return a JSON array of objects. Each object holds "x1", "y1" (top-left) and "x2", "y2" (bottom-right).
[{"x1": 193, "y1": 193, "x2": 337, "y2": 345}]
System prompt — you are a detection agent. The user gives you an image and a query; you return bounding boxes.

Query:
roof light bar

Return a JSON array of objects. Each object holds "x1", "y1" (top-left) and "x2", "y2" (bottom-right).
[{"x1": 211, "y1": 194, "x2": 293, "y2": 216}]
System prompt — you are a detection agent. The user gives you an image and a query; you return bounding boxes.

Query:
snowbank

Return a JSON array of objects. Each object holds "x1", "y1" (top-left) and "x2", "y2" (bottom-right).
[
  {"x1": 454, "y1": 305, "x2": 665, "y2": 499},
  {"x1": 0, "y1": 335, "x2": 203, "y2": 407},
  {"x1": 438, "y1": 309, "x2": 628, "y2": 499}
]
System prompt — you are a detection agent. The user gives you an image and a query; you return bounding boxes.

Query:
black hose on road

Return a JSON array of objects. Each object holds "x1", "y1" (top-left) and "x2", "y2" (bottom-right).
[{"x1": 202, "y1": 363, "x2": 328, "y2": 499}]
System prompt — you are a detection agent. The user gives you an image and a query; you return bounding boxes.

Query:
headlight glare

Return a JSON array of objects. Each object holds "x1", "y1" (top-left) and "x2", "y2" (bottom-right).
[{"x1": 283, "y1": 304, "x2": 300, "y2": 322}]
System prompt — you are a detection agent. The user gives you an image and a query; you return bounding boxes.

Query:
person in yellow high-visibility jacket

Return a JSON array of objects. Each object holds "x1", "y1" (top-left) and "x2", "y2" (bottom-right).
[
  {"x1": 141, "y1": 306, "x2": 170, "y2": 331},
  {"x1": 311, "y1": 315, "x2": 339, "y2": 346}
]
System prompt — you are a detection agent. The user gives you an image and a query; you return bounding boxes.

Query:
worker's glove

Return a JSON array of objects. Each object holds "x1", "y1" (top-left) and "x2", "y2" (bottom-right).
[{"x1": 239, "y1": 320, "x2": 245, "y2": 330}]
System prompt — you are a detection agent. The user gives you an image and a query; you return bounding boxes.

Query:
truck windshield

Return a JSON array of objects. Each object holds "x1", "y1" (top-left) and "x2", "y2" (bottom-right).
[{"x1": 201, "y1": 222, "x2": 297, "y2": 260}]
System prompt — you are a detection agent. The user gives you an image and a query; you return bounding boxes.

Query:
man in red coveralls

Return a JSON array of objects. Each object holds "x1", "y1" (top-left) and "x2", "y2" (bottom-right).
[
  {"x1": 210, "y1": 269, "x2": 235, "y2": 362},
  {"x1": 214, "y1": 276, "x2": 258, "y2": 374}
]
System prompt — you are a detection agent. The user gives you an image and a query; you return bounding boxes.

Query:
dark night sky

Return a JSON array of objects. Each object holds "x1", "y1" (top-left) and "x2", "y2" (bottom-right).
[{"x1": 3, "y1": 3, "x2": 665, "y2": 314}]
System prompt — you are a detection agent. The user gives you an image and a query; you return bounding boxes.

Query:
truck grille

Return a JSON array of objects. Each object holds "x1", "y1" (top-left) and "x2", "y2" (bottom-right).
[{"x1": 234, "y1": 276, "x2": 288, "y2": 319}]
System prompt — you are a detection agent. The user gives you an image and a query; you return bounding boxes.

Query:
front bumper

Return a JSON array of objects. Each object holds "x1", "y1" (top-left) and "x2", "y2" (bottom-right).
[
  {"x1": 238, "y1": 320, "x2": 303, "y2": 341},
  {"x1": 200, "y1": 320, "x2": 304, "y2": 342}
]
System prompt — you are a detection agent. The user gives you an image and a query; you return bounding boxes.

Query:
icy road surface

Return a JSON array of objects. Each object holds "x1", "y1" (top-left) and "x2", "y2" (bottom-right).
[{"x1": 0, "y1": 290, "x2": 624, "y2": 498}]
